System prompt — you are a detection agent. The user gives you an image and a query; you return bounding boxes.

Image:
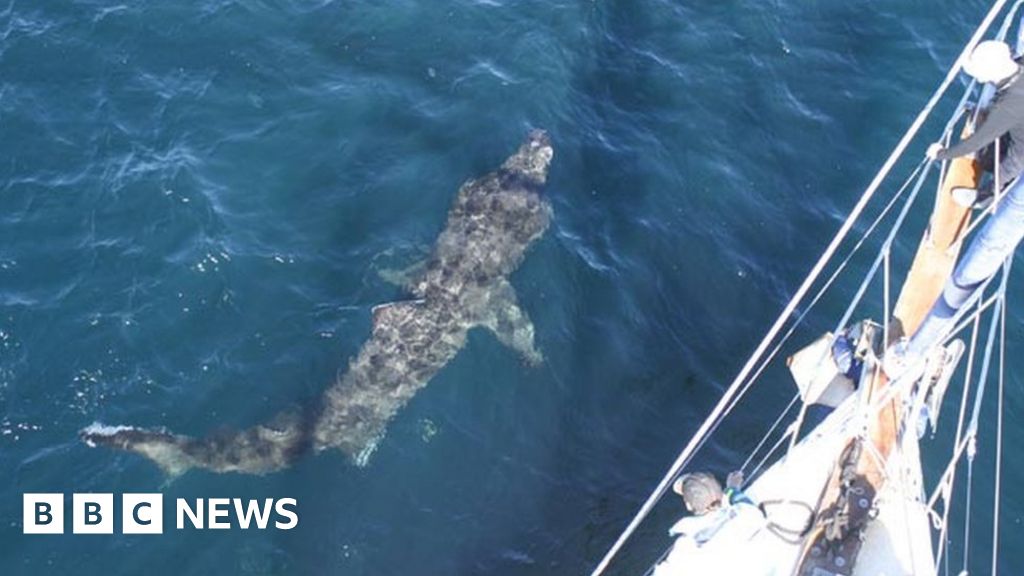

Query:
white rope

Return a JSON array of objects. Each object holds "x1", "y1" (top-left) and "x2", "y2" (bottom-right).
[
  {"x1": 734, "y1": 159, "x2": 925, "y2": 419},
  {"x1": 883, "y1": 244, "x2": 891, "y2": 347},
  {"x1": 991, "y1": 281, "x2": 1007, "y2": 576},
  {"x1": 934, "y1": 303, "x2": 981, "y2": 574},
  {"x1": 966, "y1": 270, "x2": 1008, "y2": 443},
  {"x1": 693, "y1": 159, "x2": 930, "y2": 476},
  {"x1": 728, "y1": 160, "x2": 929, "y2": 468},
  {"x1": 725, "y1": 127, "x2": 930, "y2": 491},
  {"x1": 964, "y1": 451, "x2": 975, "y2": 571},
  {"x1": 861, "y1": 427, "x2": 890, "y2": 482},
  {"x1": 588, "y1": 3, "x2": 1008, "y2": 574},
  {"x1": 740, "y1": 393, "x2": 799, "y2": 476},
  {"x1": 797, "y1": 268, "x2": 1010, "y2": 563},
  {"x1": 788, "y1": 159, "x2": 934, "y2": 453},
  {"x1": 941, "y1": 288, "x2": 1001, "y2": 347},
  {"x1": 836, "y1": 162, "x2": 933, "y2": 333},
  {"x1": 722, "y1": 160, "x2": 927, "y2": 463},
  {"x1": 867, "y1": 272, "x2": 1006, "y2": 435},
  {"x1": 892, "y1": 392, "x2": 923, "y2": 571},
  {"x1": 932, "y1": 294, "x2": 984, "y2": 574},
  {"x1": 747, "y1": 421, "x2": 796, "y2": 483},
  {"x1": 997, "y1": 117, "x2": 1003, "y2": 198},
  {"x1": 962, "y1": 261, "x2": 1009, "y2": 572},
  {"x1": 833, "y1": 258, "x2": 1006, "y2": 444},
  {"x1": 928, "y1": 432, "x2": 975, "y2": 511}
]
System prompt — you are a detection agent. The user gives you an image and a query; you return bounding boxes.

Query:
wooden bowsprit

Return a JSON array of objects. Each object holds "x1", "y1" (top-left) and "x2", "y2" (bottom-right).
[{"x1": 795, "y1": 121, "x2": 979, "y2": 576}]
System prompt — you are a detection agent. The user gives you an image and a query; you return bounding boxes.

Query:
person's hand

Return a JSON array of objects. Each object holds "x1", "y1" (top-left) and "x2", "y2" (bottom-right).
[{"x1": 927, "y1": 142, "x2": 944, "y2": 160}]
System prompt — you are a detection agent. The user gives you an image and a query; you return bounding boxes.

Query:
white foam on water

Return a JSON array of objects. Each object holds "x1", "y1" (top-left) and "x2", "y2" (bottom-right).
[
  {"x1": 353, "y1": 434, "x2": 384, "y2": 468},
  {"x1": 81, "y1": 422, "x2": 137, "y2": 447}
]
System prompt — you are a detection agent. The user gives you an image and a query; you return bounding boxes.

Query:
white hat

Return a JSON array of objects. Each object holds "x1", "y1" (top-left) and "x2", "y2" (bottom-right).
[{"x1": 963, "y1": 40, "x2": 1018, "y2": 84}]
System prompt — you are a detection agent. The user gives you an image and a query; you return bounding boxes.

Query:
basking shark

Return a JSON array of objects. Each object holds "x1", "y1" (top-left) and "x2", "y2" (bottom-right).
[{"x1": 81, "y1": 130, "x2": 554, "y2": 476}]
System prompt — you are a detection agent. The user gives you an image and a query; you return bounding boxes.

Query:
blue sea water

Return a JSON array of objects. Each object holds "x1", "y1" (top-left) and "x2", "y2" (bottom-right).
[{"x1": 1, "y1": 0, "x2": 1022, "y2": 574}]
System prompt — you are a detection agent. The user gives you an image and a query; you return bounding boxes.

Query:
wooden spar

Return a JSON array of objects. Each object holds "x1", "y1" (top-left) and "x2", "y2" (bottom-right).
[
  {"x1": 893, "y1": 136, "x2": 980, "y2": 335},
  {"x1": 795, "y1": 121, "x2": 980, "y2": 575},
  {"x1": 860, "y1": 122, "x2": 979, "y2": 486}
]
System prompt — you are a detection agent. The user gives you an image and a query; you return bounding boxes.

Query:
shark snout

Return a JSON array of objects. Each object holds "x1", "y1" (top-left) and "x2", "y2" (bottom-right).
[
  {"x1": 527, "y1": 130, "x2": 553, "y2": 168},
  {"x1": 503, "y1": 129, "x2": 553, "y2": 185},
  {"x1": 527, "y1": 128, "x2": 551, "y2": 150}
]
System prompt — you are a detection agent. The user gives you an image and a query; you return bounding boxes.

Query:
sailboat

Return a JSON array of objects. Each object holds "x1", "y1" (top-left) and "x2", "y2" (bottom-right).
[{"x1": 590, "y1": 2, "x2": 1021, "y2": 575}]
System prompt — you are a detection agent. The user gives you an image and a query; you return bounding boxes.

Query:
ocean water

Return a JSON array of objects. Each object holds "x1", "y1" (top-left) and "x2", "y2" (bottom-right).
[{"x1": 1, "y1": 0, "x2": 1022, "y2": 574}]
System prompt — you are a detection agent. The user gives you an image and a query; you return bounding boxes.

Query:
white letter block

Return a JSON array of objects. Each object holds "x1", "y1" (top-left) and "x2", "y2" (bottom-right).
[
  {"x1": 73, "y1": 493, "x2": 114, "y2": 534},
  {"x1": 122, "y1": 493, "x2": 163, "y2": 534}
]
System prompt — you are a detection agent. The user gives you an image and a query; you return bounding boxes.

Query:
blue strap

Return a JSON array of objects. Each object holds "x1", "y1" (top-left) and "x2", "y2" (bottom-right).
[{"x1": 725, "y1": 487, "x2": 755, "y2": 507}]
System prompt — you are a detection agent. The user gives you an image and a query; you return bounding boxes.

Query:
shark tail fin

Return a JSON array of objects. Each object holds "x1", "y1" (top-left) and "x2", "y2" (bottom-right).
[
  {"x1": 81, "y1": 423, "x2": 196, "y2": 477},
  {"x1": 81, "y1": 418, "x2": 307, "y2": 477}
]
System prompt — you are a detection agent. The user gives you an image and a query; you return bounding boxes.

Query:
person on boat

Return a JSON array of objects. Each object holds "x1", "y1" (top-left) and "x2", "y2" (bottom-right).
[
  {"x1": 673, "y1": 472, "x2": 724, "y2": 517},
  {"x1": 653, "y1": 472, "x2": 765, "y2": 575},
  {"x1": 668, "y1": 472, "x2": 759, "y2": 539},
  {"x1": 927, "y1": 40, "x2": 1024, "y2": 207},
  {"x1": 886, "y1": 42, "x2": 1024, "y2": 378}
]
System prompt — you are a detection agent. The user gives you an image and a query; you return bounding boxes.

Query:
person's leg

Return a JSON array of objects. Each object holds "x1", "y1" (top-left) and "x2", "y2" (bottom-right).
[
  {"x1": 951, "y1": 138, "x2": 1019, "y2": 208},
  {"x1": 965, "y1": 141, "x2": 1024, "y2": 209}
]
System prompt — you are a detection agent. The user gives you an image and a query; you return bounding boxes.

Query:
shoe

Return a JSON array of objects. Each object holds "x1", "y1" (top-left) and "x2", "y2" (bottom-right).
[{"x1": 951, "y1": 186, "x2": 978, "y2": 208}]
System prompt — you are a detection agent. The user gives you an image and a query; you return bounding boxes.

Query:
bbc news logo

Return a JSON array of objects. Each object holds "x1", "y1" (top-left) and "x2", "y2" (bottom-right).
[{"x1": 23, "y1": 494, "x2": 298, "y2": 534}]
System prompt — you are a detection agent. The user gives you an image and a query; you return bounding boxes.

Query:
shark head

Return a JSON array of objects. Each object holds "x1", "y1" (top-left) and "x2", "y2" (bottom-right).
[{"x1": 500, "y1": 129, "x2": 553, "y2": 187}]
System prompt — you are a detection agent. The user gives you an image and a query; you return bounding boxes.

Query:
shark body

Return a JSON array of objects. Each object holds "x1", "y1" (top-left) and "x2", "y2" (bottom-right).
[{"x1": 81, "y1": 130, "x2": 554, "y2": 475}]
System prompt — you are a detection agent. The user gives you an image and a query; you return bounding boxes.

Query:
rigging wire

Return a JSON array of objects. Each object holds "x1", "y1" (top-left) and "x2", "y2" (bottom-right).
[
  {"x1": 720, "y1": 160, "x2": 926, "y2": 461},
  {"x1": 589, "y1": 3, "x2": 1011, "y2": 574},
  {"x1": 746, "y1": 419, "x2": 795, "y2": 483},
  {"x1": 962, "y1": 260, "x2": 1010, "y2": 572},
  {"x1": 732, "y1": 159, "x2": 925, "y2": 481},
  {"x1": 964, "y1": 447, "x2": 976, "y2": 572},
  {"x1": 740, "y1": 393, "x2": 799, "y2": 476},
  {"x1": 787, "y1": 157, "x2": 934, "y2": 454},
  {"x1": 933, "y1": 296, "x2": 983, "y2": 573},
  {"x1": 686, "y1": 159, "x2": 931, "y2": 475},
  {"x1": 991, "y1": 274, "x2": 1007, "y2": 576}
]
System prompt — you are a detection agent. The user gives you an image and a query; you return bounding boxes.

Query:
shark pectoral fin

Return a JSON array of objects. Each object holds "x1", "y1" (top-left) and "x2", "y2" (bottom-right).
[
  {"x1": 377, "y1": 258, "x2": 429, "y2": 293},
  {"x1": 372, "y1": 244, "x2": 432, "y2": 293},
  {"x1": 480, "y1": 280, "x2": 543, "y2": 366}
]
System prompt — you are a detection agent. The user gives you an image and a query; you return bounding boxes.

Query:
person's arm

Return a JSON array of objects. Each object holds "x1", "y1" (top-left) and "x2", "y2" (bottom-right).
[{"x1": 937, "y1": 94, "x2": 1018, "y2": 160}]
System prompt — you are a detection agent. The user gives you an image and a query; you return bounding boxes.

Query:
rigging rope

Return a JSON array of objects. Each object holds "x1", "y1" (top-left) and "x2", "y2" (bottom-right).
[
  {"x1": 587, "y1": 4, "x2": 1010, "y2": 573},
  {"x1": 991, "y1": 277, "x2": 1007, "y2": 576},
  {"x1": 740, "y1": 393, "x2": 799, "y2": 476},
  {"x1": 962, "y1": 260, "x2": 1009, "y2": 572},
  {"x1": 672, "y1": 156, "x2": 927, "y2": 488},
  {"x1": 725, "y1": 159, "x2": 927, "y2": 472},
  {"x1": 731, "y1": 159, "x2": 926, "y2": 479},
  {"x1": 788, "y1": 157, "x2": 933, "y2": 453},
  {"x1": 738, "y1": 158, "x2": 925, "y2": 416},
  {"x1": 933, "y1": 301, "x2": 982, "y2": 575},
  {"x1": 747, "y1": 420, "x2": 795, "y2": 483}
]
